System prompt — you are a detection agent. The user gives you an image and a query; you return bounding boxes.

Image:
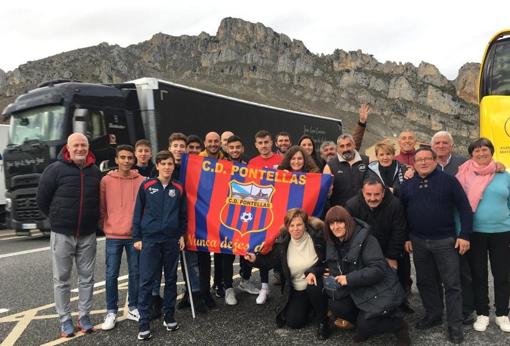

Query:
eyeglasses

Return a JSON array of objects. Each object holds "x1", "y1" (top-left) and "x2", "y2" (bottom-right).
[{"x1": 415, "y1": 157, "x2": 434, "y2": 163}]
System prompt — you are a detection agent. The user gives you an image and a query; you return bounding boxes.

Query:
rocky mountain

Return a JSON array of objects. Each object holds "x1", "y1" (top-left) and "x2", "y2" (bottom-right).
[{"x1": 0, "y1": 17, "x2": 481, "y2": 150}]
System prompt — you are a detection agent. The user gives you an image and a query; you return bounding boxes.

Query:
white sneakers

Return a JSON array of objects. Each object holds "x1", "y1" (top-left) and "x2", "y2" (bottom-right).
[
  {"x1": 256, "y1": 287, "x2": 269, "y2": 305},
  {"x1": 474, "y1": 315, "x2": 510, "y2": 332},
  {"x1": 225, "y1": 288, "x2": 238, "y2": 305},
  {"x1": 102, "y1": 313, "x2": 117, "y2": 331},
  {"x1": 238, "y1": 279, "x2": 260, "y2": 295},
  {"x1": 495, "y1": 316, "x2": 510, "y2": 332},
  {"x1": 127, "y1": 308, "x2": 140, "y2": 322}
]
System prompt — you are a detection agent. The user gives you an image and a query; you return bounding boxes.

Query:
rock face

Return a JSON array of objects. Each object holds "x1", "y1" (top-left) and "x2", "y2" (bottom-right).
[{"x1": 0, "y1": 17, "x2": 480, "y2": 149}]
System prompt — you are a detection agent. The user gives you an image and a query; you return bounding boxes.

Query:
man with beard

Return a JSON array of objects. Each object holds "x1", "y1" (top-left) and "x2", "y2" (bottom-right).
[
  {"x1": 323, "y1": 134, "x2": 369, "y2": 207},
  {"x1": 345, "y1": 177, "x2": 412, "y2": 313},
  {"x1": 275, "y1": 132, "x2": 292, "y2": 155},
  {"x1": 319, "y1": 141, "x2": 337, "y2": 163},
  {"x1": 199, "y1": 132, "x2": 224, "y2": 160}
]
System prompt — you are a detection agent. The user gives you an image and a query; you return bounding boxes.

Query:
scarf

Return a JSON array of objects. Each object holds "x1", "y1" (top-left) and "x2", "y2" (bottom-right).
[{"x1": 456, "y1": 159, "x2": 496, "y2": 211}]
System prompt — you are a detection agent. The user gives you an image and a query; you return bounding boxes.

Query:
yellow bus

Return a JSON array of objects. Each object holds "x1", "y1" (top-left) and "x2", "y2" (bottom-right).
[{"x1": 479, "y1": 29, "x2": 510, "y2": 170}]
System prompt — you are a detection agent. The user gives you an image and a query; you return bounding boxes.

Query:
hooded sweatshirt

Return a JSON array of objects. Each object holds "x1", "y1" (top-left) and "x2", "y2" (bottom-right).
[{"x1": 100, "y1": 169, "x2": 145, "y2": 239}]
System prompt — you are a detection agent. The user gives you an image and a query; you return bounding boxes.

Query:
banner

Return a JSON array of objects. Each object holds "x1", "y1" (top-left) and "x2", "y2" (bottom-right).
[{"x1": 180, "y1": 154, "x2": 332, "y2": 255}]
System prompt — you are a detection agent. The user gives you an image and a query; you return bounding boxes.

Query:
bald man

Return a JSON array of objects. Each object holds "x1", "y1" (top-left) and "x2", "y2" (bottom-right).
[
  {"x1": 220, "y1": 131, "x2": 234, "y2": 158},
  {"x1": 199, "y1": 132, "x2": 224, "y2": 160},
  {"x1": 37, "y1": 133, "x2": 101, "y2": 337},
  {"x1": 395, "y1": 130, "x2": 417, "y2": 167}
]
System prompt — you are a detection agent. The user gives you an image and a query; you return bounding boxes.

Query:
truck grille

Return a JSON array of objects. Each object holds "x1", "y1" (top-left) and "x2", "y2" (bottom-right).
[{"x1": 14, "y1": 197, "x2": 44, "y2": 221}]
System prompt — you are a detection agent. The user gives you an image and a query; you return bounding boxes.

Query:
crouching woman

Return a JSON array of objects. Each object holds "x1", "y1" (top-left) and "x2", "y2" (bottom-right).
[
  {"x1": 245, "y1": 208, "x2": 330, "y2": 340},
  {"x1": 323, "y1": 206, "x2": 410, "y2": 345}
]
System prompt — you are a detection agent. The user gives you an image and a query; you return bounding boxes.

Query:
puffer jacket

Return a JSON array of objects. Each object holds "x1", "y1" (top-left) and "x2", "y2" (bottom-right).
[
  {"x1": 37, "y1": 146, "x2": 101, "y2": 236},
  {"x1": 325, "y1": 218, "x2": 405, "y2": 319},
  {"x1": 253, "y1": 217, "x2": 326, "y2": 326}
]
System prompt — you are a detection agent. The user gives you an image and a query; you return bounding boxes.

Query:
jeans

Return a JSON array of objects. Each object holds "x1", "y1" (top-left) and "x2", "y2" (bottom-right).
[
  {"x1": 105, "y1": 238, "x2": 139, "y2": 313},
  {"x1": 138, "y1": 239, "x2": 180, "y2": 328},
  {"x1": 411, "y1": 235, "x2": 462, "y2": 327},
  {"x1": 469, "y1": 231, "x2": 510, "y2": 316}
]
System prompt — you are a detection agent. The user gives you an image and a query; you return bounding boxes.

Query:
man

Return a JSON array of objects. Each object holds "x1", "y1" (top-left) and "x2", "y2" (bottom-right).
[
  {"x1": 199, "y1": 132, "x2": 224, "y2": 160},
  {"x1": 431, "y1": 131, "x2": 467, "y2": 176},
  {"x1": 220, "y1": 131, "x2": 234, "y2": 158},
  {"x1": 221, "y1": 135, "x2": 260, "y2": 305},
  {"x1": 248, "y1": 130, "x2": 283, "y2": 304},
  {"x1": 319, "y1": 141, "x2": 336, "y2": 162},
  {"x1": 395, "y1": 130, "x2": 417, "y2": 167},
  {"x1": 197, "y1": 131, "x2": 224, "y2": 303},
  {"x1": 186, "y1": 135, "x2": 203, "y2": 155},
  {"x1": 400, "y1": 148, "x2": 472, "y2": 344},
  {"x1": 37, "y1": 133, "x2": 102, "y2": 337},
  {"x1": 100, "y1": 144, "x2": 145, "y2": 330},
  {"x1": 345, "y1": 177, "x2": 412, "y2": 312},
  {"x1": 134, "y1": 139, "x2": 155, "y2": 177},
  {"x1": 275, "y1": 131, "x2": 292, "y2": 155},
  {"x1": 323, "y1": 134, "x2": 369, "y2": 207},
  {"x1": 249, "y1": 130, "x2": 283, "y2": 169}
]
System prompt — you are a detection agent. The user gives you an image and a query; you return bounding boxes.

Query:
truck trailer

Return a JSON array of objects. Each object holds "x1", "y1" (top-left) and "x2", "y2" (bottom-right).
[{"x1": 2, "y1": 77, "x2": 342, "y2": 236}]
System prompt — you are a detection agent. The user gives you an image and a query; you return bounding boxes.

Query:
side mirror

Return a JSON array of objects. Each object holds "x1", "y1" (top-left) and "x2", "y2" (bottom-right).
[{"x1": 73, "y1": 108, "x2": 89, "y2": 136}]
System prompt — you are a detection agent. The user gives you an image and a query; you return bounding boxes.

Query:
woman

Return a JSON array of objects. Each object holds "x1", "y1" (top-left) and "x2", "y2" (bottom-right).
[
  {"x1": 278, "y1": 145, "x2": 320, "y2": 173},
  {"x1": 323, "y1": 206, "x2": 409, "y2": 345},
  {"x1": 368, "y1": 140, "x2": 410, "y2": 196},
  {"x1": 298, "y1": 135, "x2": 324, "y2": 170},
  {"x1": 456, "y1": 138, "x2": 510, "y2": 333},
  {"x1": 245, "y1": 209, "x2": 330, "y2": 340}
]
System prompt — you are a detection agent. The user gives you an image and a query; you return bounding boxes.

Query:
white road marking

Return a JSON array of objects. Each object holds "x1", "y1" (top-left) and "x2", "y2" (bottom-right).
[
  {"x1": 0, "y1": 308, "x2": 9, "y2": 314},
  {"x1": 0, "y1": 237, "x2": 105, "y2": 259},
  {"x1": 71, "y1": 274, "x2": 129, "y2": 293}
]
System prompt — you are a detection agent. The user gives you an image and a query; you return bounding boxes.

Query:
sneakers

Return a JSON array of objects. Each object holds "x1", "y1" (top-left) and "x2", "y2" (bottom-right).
[
  {"x1": 473, "y1": 315, "x2": 490, "y2": 332},
  {"x1": 59, "y1": 319, "x2": 75, "y2": 338},
  {"x1": 495, "y1": 315, "x2": 510, "y2": 332},
  {"x1": 225, "y1": 288, "x2": 238, "y2": 305},
  {"x1": 213, "y1": 284, "x2": 225, "y2": 298},
  {"x1": 238, "y1": 279, "x2": 260, "y2": 295},
  {"x1": 77, "y1": 315, "x2": 94, "y2": 334},
  {"x1": 102, "y1": 313, "x2": 116, "y2": 331},
  {"x1": 127, "y1": 308, "x2": 140, "y2": 322},
  {"x1": 256, "y1": 287, "x2": 269, "y2": 305},
  {"x1": 163, "y1": 314, "x2": 180, "y2": 331},
  {"x1": 137, "y1": 328, "x2": 152, "y2": 341}
]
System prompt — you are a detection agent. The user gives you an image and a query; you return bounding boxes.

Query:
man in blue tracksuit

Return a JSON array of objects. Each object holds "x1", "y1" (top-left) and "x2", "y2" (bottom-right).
[{"x1": 132, "y1": 150, "x2": 187, "y2": 340}]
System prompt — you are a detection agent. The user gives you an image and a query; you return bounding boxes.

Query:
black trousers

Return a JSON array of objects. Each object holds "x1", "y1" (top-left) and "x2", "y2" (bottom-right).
[
  {"x1": 397, "y1": 252, "x2": 412, "y2": 294},
  {"x1": 468, "y1": 231, "x2": 510, "y2": 316},
  {"x1": 459, "y1": 252, "x2": 475, "y2": 316},
  {"x1": 197, "y1": 252, "x2": 224, "y2": 294},
  {"x1": 285, "y1": 285, "x2": 328, "y2": 329},
  {"x1": 329, "y1": 296, "x2": 402, "y2": 337}
]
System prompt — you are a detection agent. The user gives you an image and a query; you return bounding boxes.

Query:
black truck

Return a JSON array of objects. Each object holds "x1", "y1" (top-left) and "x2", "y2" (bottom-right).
[{"x1": 1, "y1": 77, "x2": 342, "y2": 236}]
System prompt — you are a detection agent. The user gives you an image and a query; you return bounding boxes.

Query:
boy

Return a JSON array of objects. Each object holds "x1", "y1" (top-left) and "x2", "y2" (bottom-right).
[
  {"x1": 134, "y1": 139, "x2": 155, "y2": 177},
  {"x1": 133, "y1": 151, "x2": 186, "y2": 340},
  {"x1": 100, "y1": 145, "x2": 145, "y2": 330}
]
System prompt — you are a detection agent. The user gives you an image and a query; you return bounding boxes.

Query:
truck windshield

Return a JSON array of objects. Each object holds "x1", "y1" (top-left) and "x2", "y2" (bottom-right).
[{"x1": 9, "y1": 105, "x2": 65, "y2": 145}]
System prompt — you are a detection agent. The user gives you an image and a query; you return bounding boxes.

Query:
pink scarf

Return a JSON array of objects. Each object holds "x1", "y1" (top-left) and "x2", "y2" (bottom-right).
[{"x1": 456, "y1": 159, "x2": 496, "y2": 212}]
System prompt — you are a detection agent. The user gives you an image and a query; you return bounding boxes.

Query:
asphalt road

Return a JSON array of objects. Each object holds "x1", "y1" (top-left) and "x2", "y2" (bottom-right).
[{"x1": 0, "y1": 229, "x2": 507, "y2": 345}]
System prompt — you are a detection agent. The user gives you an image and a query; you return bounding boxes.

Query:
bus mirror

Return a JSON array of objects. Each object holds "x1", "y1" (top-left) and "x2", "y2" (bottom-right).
[{"x1": 73, "y1": 108, "x2": 89, "y2": 136}]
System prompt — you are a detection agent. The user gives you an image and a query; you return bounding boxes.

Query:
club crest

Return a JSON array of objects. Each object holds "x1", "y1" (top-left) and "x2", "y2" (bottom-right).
[{"x1": 220, "y1": 180, "x2": 275, "y2": 236}]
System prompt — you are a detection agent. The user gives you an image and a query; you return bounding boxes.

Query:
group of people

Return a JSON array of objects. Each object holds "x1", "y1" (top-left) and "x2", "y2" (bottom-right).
[{"x1": 35, "y1": 104, "x2": 510, "y2": 344}]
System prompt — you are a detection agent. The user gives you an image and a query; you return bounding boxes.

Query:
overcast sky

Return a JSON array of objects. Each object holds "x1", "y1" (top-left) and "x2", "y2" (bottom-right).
[{"x1": 1, "y1": 0, "x2": 509, "y2": 80}]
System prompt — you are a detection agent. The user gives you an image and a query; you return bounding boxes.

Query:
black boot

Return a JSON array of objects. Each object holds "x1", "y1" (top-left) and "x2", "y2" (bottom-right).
[{"x1": 317, "y1": 322, "x2": 330, "y2": 340}]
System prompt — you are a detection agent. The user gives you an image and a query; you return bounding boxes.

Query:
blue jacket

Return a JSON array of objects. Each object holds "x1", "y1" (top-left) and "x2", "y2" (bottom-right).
[{"x1": 132, "y1": 178, "x2": 187, "y2": 242}]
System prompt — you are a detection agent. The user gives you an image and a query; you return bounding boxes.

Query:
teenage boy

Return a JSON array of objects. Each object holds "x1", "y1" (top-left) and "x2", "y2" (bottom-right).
[
  {"x1": 100, "y1": 145, "x2": 145, "y2": 330},
  {"x1": 186, "y1": 135, "x2": 203, "y2": 155},
  {"x1": 134, "y1": 139, "x2": 155, "y2": 177},
  {"x1": 222, "y1": 136, "x2": 260, "y2": 305},
  {"x1": 168, "y1": 132, "x2": 187, "y2": 181},
  {"x1": 133, "y1": 151, "x2": 187, "y2": 340}
]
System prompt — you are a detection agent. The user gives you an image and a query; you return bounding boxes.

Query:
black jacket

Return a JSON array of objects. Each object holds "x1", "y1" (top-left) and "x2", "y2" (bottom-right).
[
  {"x1": 325, "y1": 219, "x2": 405, "y2": 318},
  {"x1": 37, "y1": 147, "x2": 101, "y2": 236},
  {"x1": 345, "y1": 191, "x2": 407, "y2": 260},
  {"x1": 327, "y1": 153, "x2": 369, "y2": 206},
  {"x1": 367, "y1": 160, "x2": 407, "y2": 197},
  {"x1": 254, "y1": 217, "x2": 325, "y2": 324}
]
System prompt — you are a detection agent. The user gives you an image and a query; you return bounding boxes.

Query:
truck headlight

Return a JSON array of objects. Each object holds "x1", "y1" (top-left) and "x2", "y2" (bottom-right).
[{"x1": 5, "y1": 198, "x2": 11, "y2": 211}]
